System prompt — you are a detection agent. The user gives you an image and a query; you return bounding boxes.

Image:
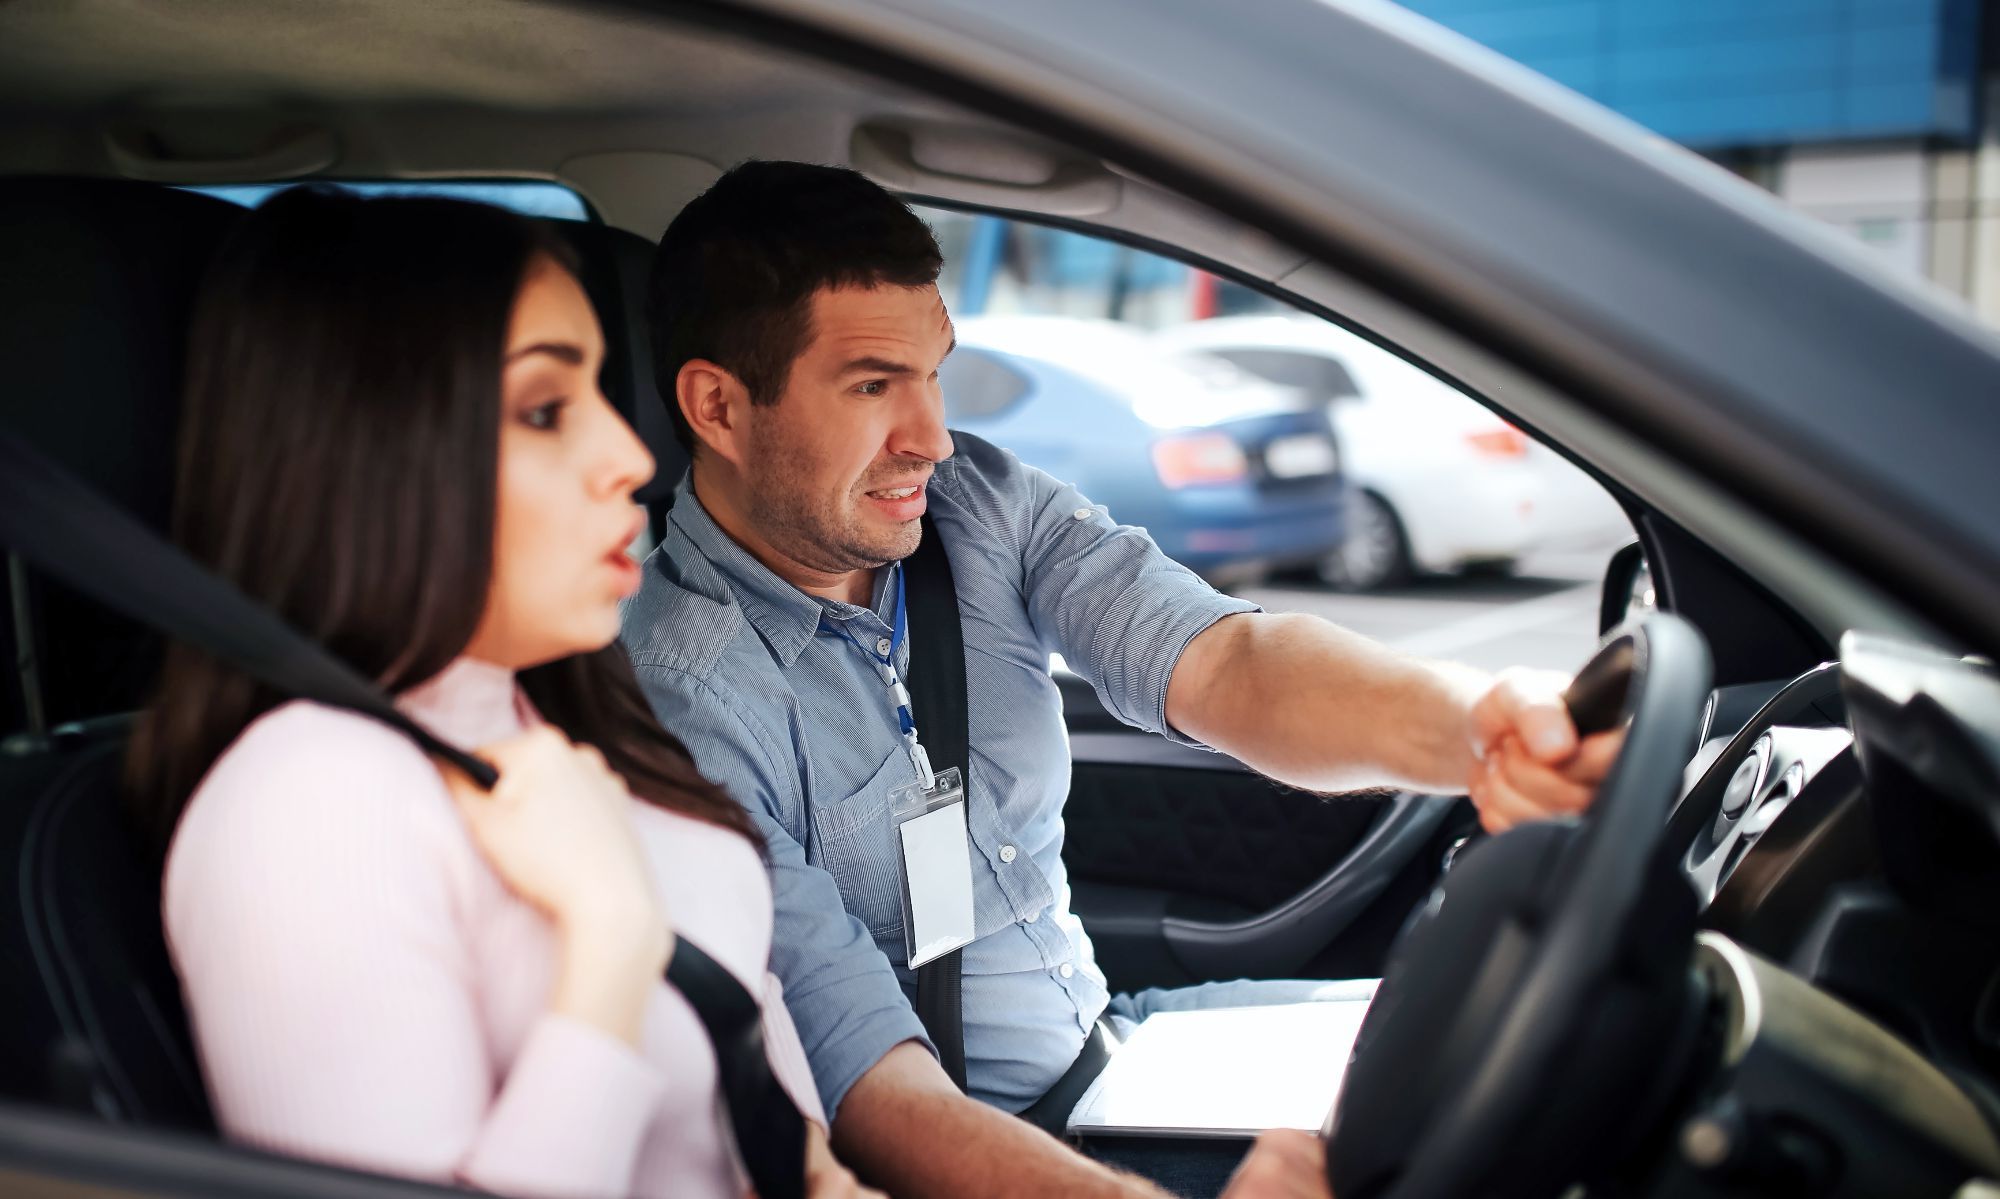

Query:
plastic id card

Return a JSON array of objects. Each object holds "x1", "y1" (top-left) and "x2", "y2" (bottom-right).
[{"x1": 890, "y1": 766, "x2": 976, "y2": 969}]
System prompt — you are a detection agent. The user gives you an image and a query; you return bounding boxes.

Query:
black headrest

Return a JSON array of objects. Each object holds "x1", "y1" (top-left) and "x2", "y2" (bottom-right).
[
  {"x1": 0, "y1": 178, "x2": 243, "y2": 526},
  {"x1": 542, "y1": 219, "x2": 690, "y2": 508},
  {"x1": 0, "y1": 179, "x2": 244, "y2": 732}
]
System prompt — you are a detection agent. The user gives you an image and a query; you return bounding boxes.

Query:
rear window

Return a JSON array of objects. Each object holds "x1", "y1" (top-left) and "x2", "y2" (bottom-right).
[
  {"x1": 939, "y1": 347, "x2": 1032, "y2": 422},
  {"x1": 183, "y1": 180, "x2": 591, "y2": 221},
  {"x1": 1206, "y1": 348, "x2": 1359, "y2": 405}
]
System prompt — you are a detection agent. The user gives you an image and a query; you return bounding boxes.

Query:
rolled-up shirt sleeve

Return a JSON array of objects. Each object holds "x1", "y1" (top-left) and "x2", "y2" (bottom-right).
[
  {"x1": 633, "y1": 664, "x2": 930, "y2": 1120},
  {"x1": 948, "y1": 435, "x2": 1258, "y2": 746}
]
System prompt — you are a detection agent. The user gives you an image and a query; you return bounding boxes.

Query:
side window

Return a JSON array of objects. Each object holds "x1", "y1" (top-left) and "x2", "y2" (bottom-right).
[
  {"x1": 919, "y1": 206, "x2": 1633, "y2": 674},
  {"x1": 938, "y1": 347, "x2": 1032, "y2": 423}
]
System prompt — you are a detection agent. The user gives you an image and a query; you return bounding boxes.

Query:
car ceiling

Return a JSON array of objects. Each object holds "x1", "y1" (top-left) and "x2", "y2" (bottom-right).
[
  {"x1": 0, "y1": 0, "x2": 1296, "y2": 268},
  {"x1": 0, "y1": 0, "x2": 819, "y2": 111}
]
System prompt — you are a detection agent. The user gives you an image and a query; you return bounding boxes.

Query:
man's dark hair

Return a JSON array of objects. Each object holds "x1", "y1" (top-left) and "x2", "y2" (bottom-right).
[{"x1": 648, "y1": 160, "x2": 944, "y2": 454}]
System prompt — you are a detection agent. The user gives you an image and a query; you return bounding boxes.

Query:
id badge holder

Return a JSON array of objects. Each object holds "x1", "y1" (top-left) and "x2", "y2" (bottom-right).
[{"x1": 889, "y1": 766, "x2": 976, "y2": 969}]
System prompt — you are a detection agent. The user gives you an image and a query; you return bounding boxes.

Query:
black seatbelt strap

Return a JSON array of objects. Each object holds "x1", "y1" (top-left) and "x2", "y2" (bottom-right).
[
  {"x1": 0, "y1": 434, "x2": 806, "y2": 1199},
  {"x1": 902, "y1": 512, "x2": 969, "y2": 1092}
]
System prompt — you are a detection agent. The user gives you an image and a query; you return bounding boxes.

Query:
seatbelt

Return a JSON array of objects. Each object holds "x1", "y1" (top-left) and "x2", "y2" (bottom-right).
[
  {"x1": 0, "y1": 434, "x2": 806, "y2": 1199},
  {"x1": 902, "y1": 513, "x2": 969, "y2": 1092}
]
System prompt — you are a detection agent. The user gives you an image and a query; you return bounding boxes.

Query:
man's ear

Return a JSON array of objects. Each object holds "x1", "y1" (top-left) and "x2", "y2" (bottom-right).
[{"x1": 677, "y1": 359, "x2": 748, "y2": 468}]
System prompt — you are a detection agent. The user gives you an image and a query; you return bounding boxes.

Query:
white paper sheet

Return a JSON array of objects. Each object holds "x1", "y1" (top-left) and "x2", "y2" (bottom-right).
[{"x1": 1067, "y1": 993, "x2": 1376, "y2": 1138}]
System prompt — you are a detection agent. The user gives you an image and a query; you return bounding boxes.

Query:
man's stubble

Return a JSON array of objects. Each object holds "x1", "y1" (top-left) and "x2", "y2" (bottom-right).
[{"x1": 743, "y1": 418, "x2": 924, "y2": 577}]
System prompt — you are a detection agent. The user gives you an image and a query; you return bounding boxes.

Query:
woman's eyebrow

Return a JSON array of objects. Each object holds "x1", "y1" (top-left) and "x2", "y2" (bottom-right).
[{"x1": 505, "y1": 341, "x2": 586, "y2": 366}]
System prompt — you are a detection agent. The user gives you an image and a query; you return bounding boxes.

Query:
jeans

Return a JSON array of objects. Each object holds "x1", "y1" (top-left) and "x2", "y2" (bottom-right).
[{"x1": 1079, "y1": 977, "x2": 1378, "y2": 1199}]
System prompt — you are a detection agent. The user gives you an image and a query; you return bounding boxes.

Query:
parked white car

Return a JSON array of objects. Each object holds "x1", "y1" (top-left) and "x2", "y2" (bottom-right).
[{"x1": 1158, "y1": 314, "x2": 1630, "y2": 590}]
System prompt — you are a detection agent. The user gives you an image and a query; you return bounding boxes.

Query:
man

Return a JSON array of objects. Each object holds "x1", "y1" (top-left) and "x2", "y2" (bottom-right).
[{"x1": 623, "y1": 161, "x2": 1620, "y2": 1197}]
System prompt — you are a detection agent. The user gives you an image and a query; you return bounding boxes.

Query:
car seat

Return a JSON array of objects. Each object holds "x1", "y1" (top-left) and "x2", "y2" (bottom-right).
[{"x1": 0, "y1": 178, "x2": 242, "y2": 1130}]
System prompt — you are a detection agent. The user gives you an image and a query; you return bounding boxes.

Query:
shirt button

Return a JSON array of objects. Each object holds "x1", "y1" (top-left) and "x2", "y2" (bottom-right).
[
  {"x1": 1058, "y1": 962, "x2": 1075, "y2": 979},
  {"x1": 999, "y1": 844, "x2": 1018, "y2": 864},
  {"x1": 1072, "y1": 507, "x2": 1092, "y2": 520},
  {"x1": 875, "y1": 636, "x2": 892, "y2": 655},
  {"x1": 1022, "y1": 910, "x2": 1038, "y2": 923}
]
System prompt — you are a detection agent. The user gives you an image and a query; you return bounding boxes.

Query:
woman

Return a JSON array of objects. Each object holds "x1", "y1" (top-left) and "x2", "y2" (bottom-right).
[{"x1": 132, "y1": 186, "x2": 870, "y2": 1199}]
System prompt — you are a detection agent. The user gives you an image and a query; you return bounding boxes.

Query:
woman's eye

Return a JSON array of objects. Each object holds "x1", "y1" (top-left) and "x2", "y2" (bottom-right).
[{"x1": 523, "y1": 399, "x2": 566, "y2": 430}]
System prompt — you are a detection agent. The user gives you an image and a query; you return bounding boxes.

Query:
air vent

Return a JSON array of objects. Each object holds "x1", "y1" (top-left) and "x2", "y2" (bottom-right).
[
  {"x1": 1719, "y1": 734, "x2": 1772, "y2": 818},
  {"x1": 1744, "y1": 763, "x2": 1806, "y2": 837}
]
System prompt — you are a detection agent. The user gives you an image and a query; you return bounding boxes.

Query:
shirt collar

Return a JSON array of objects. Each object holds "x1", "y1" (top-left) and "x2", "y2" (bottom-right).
[{"x1": 667, "y1": 475, "x2": 868, "y2": 667}]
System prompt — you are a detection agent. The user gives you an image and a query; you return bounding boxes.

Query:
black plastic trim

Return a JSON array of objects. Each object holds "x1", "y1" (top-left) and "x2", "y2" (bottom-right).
[
  {"x1": 1161, "y1": 792, "x2": 1456, "y2": 979},
  {"x1": 0, "y1": 1102, "x2": 463, "y2": 1199}
]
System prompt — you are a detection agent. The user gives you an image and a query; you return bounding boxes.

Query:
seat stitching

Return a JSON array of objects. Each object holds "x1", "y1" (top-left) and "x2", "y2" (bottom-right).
[
  {"x1": 19, "y1": 750, "x2": 96, "y2": 1049},
  {"x1": 30, "y1": 743, "x2": 150, "y2": 1119}
]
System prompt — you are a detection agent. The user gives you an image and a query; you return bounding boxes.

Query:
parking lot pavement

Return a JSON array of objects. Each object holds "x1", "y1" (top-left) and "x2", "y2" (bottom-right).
[{"x1": 1233, "y1": 546, "x2": 1618, "y2": 675}]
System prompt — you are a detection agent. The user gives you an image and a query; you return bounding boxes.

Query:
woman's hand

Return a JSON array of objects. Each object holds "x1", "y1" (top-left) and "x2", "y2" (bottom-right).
[
  {"x1": 795, "y1": 1121, "x2": 885, "y2": 1199},
  {"x1": 444, "y1": 726, "x2": 670, "y2": 1045}
]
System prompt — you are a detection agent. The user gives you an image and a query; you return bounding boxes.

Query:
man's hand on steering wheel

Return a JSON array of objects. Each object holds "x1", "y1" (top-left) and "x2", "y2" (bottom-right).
[{"x1": 1466, "y1": 667, "x2": 1628, "y2": 834}]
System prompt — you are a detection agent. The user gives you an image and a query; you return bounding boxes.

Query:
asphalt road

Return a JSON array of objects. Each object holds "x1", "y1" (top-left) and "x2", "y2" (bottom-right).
[{"x1": 1232, "y1": 545, "x2": 1619, "y2": 675}]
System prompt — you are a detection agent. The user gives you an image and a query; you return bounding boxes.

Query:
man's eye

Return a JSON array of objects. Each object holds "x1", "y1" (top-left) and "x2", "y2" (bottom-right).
[
  {"x1": 856, "y1": 380, "x2": 888, "y2": 397},
  {"x1": 523, "y1": 399, "x2": 566, "y2": 430}
]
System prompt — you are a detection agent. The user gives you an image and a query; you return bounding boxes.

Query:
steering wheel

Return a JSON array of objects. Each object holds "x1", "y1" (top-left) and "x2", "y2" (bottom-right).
[{"x1": 1326, "y1": 615, "x2": 1713, "y2": 1199}]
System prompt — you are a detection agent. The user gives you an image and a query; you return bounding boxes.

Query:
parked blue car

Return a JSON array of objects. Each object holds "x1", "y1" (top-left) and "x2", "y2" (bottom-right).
[{"x1": 943, "y1": 316, "x2": 1347, "y2": 580}]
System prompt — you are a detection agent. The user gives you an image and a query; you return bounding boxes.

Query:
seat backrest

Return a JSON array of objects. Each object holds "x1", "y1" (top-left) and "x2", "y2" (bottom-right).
[
  {"x1": 544, "y1": 218, "x2": 690, "y2": 521},
  {"x1": 0, "y1": 177, "x2": 242, "y2": 1129},
  {"x1": 0, "y1": 727, "x2": 217, "y2": 1130},
  {"x1": 0, "y1": 182, "x2": 682, "y2": 1138},
  {"x1": 0, "y1": 180, "x2": 244, "y2": 733}
]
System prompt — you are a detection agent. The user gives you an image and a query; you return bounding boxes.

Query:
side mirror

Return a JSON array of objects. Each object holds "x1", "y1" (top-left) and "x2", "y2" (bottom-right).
[{"x1": 1598, "y1": 541, "x2": 1655, "y2": 635}]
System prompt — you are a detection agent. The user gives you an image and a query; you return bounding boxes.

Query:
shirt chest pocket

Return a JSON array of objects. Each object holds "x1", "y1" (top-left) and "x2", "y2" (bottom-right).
[{"x1": 809, "y1": 746, "x2": 910, "y2": 939}]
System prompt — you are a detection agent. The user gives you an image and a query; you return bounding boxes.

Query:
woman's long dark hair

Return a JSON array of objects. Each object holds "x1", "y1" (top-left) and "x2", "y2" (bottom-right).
[{"x1": 129, "y1": 186, "x2": 752, "y2": 844}]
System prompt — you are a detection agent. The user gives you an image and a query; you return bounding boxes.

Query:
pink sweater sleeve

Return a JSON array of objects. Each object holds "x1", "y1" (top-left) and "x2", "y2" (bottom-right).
[
  {"x1": 761, "y1": 970, "x2": 827, "y2": 1130},
  {"x1": 164, "y1": 705, "x2": 668, "y2": 1199}
]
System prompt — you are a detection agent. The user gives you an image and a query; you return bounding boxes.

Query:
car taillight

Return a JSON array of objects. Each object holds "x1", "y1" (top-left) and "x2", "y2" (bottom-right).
[
  {"x1": 1151, "y1": 432, "x2": 1249, "y2": 488},
  {"x1": 1465, "y1": 425, "x2": 1529, "y2": 458}
]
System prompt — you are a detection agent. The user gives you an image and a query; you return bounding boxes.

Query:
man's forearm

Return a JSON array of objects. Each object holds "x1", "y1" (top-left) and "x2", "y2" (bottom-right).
[
  {"x1": 831, "y1": 1043, "x2": 1165, "y2": 1199},
  {"x1": 1166, "y1": 612, "x2": 1489, "y2": 794}
]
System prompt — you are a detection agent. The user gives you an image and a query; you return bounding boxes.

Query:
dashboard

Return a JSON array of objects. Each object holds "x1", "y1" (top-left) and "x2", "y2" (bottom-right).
[
  {"x1": 1662, "y1": 635, "x2": 2000, "y2": 1132},
  {"x1": 1686, "y1": 722, "x2": 1852, "y2": 906},
  {"x1": 1666, "y1": 662, "x2": 1865, "y2": 950}
]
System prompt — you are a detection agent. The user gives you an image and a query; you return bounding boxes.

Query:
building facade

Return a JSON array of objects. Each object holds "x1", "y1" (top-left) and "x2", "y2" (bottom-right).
[{"x1": 1402, "y1": 0, "x2": 2000, "y2": 322}]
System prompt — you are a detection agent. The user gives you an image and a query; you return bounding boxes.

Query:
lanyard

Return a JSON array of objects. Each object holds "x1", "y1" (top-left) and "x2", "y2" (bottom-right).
[{"x1": 829, "y1": 564, "x2": 936, "y2": 789}]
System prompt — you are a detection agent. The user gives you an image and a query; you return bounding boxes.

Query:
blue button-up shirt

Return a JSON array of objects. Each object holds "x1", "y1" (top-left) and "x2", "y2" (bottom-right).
[{"x1": 622, "y1": 433, "x2": 1256, "y2": 1117}]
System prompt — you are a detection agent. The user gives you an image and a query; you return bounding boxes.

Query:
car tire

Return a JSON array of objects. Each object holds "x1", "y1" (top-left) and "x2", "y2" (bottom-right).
[{"x1": 1321, "y1": 490, "x2": 1411, "y2": 592}]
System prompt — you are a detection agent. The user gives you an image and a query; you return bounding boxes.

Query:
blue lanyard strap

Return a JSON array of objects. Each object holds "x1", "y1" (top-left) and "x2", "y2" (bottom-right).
[{"x1": 829, "y1": 565, "x2": 934, "y2": 785}]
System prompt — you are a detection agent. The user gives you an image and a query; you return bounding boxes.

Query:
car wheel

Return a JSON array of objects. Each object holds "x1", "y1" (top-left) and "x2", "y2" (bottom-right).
[
  {"x1": 1322, "y1": 491, "x2": 1410, "y2": 591},
  {"x1": 1457, "y1": 556, "x2": 1518, "y2": 578}
]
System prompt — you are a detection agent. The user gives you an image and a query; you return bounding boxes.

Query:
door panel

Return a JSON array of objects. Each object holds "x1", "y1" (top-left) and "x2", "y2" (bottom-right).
[
  {"x1": 1057, "y1": 669, "x2": 1473, "y2": 991},
  {"x1": 1064, "y1": 758, "x2": 1382, "y2": 914}
]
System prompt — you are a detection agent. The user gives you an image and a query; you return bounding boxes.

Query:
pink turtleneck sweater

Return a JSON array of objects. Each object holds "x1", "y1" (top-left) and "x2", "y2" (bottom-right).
[{"x1": 163, "y1": 657, "x2": 824, "y2": 1199}]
